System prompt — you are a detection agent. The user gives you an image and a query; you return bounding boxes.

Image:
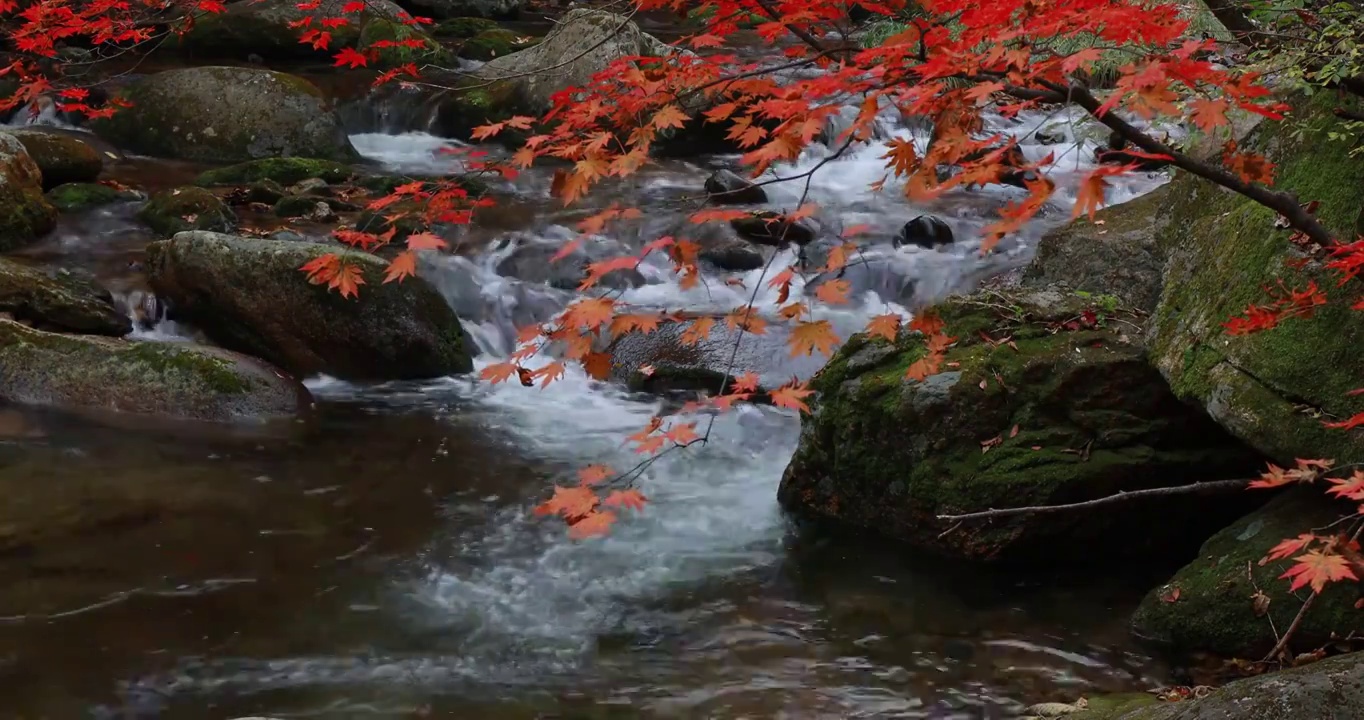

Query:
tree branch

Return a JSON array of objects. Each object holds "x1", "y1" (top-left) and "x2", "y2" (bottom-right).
[{"x1": 936, "y1": 478, "x2": 1252, "y2": 522}]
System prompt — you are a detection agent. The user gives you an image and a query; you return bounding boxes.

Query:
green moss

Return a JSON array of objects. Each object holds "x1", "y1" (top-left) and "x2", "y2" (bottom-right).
[
  {"x1": 458, "y1": 28, "x2": 536, "y2": 60},
  {"x1": 359, "y1": 18, "x2": 452, "y2": 67},
  {"x1": 196, "y1": 158, "x2": 354, "y2": 187},
  {"x1": 0, "y1": 183, "x2": 57, "y2": 251},
  {"x1": 1070, "y1": 693, "x2": 1160, "y2": 720},
  {"x1": 7, "y1": 131, "x2": 102, "y2": 189},
  {"x1": 126, "y1": 342, "x2": 253, "y2": 394},
  {"x1": 432, "y1": 16, "x2": 498, "y2": 38},
  {"x1": 137, "y1": 187, "x2": 236, "y2": 237},
  {"x1": 45, "y1": 182, "x2": 137, "y2": 212}
]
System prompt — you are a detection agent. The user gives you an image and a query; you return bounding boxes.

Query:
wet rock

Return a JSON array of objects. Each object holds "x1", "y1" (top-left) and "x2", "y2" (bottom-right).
[
  {"x1": 91, "y1": 67, "x2": 359, "y2": 164},
  {"x1": 197, "y1": 158, "x2": 355, "y2": 187},
  {"x1": 458, "y1": 28, "x2": 537, "y2": 60},
  {"x1": 146, "y1": 231, "x2": 474, "y2": 380},
  {"x1": 731, "y1": 210, "x2": 817, "y2": 247},
  {"x1": 45, "y1": 182, "x2": 141, "y2": 213},
  {"x1": 400, "y1": 0, "x2": 523, "y2": 19},
  {"x1": 1033, "y1": 126, "x2": 1067, "y2": 145},
  {"x1": 176, "y1": 0, "x2": 404, "y2": 60},
  {"x1": 1130, "y1": 490, "x2": 1364, "y2": 659},
  {"x1": 494, "y1": 233, "x2": 645, "y2": 291},
  {"x1": 286, "y1": 178, "x2": 330, "y2": 195},
  {"x1": 700, "y1": 240, "x2": 765, "y2": 272},
  {"x1": 777, "y1": 286, "x2": 1262, "y2": 565},
  {"x1": 894, "y1": 214, "x2": 953, "y2": 249},
  {"x1": 237, "y1": 179, "x2": 287, "y2": 205},
  {"x1": 804, "y1": 251, "x2": 917, "y2": 307},
  {"x1": 0, "y1": 259, "x2": 130, "y2": 336},
  {"x1": 0, "y1": 132, "x2": 58, "y2": 251},
  {"x1": 273, "y1": 194, "x2": 349, "y2": 219},
  {"x1": 4, "y1": 129, "x2": 103, "y2": 189},
  {"x1": 358, "y1": 17, "x2": 452, "y2": 67},
  {"x1": 432, "y1": 16, "x2": 499, "y2": 37},
  {"x1": 705, "y1": 169, "x2": 768, "y2": 205},
  {"x1": 1069, "y1": 651, "x2": 1364, "y2": 719},
  {"x1": 0, "y1": 318, "x2": 309, "y2": 424},
  {"x1": 137, "y1": 187, "x2": 236, "y2": 237},
  {"x1": 304, "y1": 201, "x2": 336, "y2": 222}
]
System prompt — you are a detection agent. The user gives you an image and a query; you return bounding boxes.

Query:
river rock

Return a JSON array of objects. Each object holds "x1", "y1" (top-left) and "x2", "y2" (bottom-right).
[
  {"x1": 432, "y1": 16, "x2": 498, "y2": 37},
  {"x1": 1129, "y1": 489, "x2": 1364, "y2": 659},
  {"x1": 457, "y1": 27, "x2": 536, "y2": 60},
  {"x1": 399, "y1": 0, "x2": 522, "y2": 18},
  {"x1": 731, "y1": 211, "x2": 817, "y2": 247},
  {"x1": 196, "y1": 158, "x2": 355, "y2": 187},
  {"x1": 138, "y1": 186, "x2": 236, "y2": 237},
  {"x1": 0, "y1": 318, "x2": 309, "y2": 423},
  {"x1": 0, "y1": 132, "x2": 58, "y2": 251},
  {"x1": 91, "y1": 67, "x2": 359, "y2": 164},
  {"x1": 1068, "y1": 651, "x2": 1364, "y2": 719},
  {"x1": 3, "y1": 129, "x2": 103, "y2": 189},
  {"x1": 177, "y1": 0, "x2": 405, "y2": 60},
  {"x1": 494, "y1": 233, "x2": 645, "y2": 291},
  {"x1": 46, "y1": 182, "x2": 142, "y2": 212},
  {"x1": 146, "y1": 232, "x2": 474, "y2": 380},
  {"x1": 1142, "y1": 94, "x2": 1364, "y2": 465},
  {"x1": 776, "y1": 285, "x2": 1262, "y2": 564},
  {"x1": 705, "y1": 169, "x2": 768, "y2": 205},
  {"x1": 359, "y1": 17, "x2": 452, "y2": 67},
  {"x1": 894, "y1": 214, "x2": 954, "y2": 249},
  {"x1": 0, "y1": 259, "x2": 130, "y2": 336}
]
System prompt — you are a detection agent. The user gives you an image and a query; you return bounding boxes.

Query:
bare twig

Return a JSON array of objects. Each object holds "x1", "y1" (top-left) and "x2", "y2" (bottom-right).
[{"x1": 936, "y1": 478, "x2": 1251, "y2": 522}]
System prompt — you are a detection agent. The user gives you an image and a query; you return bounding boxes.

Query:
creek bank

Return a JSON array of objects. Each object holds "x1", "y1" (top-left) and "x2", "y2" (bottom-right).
[{"x1": 146, "y1": 231, "x2": 475, "y2": 380}]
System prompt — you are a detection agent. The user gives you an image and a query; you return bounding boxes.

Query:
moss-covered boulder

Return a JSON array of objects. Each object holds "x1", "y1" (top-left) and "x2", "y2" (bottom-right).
[
  {"x1": 1067, "y1": 651, "x2": 1364, "y2": 719},
  {"x1": 0, "y1": 259, "x2": 130, "y2": 336},
  {"x1": 1143, "y1": 94, "x2": 1364, "y2": 465},
  {"x1": 1130, "y1": 490, "x2": 1364, "y2": 659},
  {"x1": 146, "y1": 231, "x2": 474, "y2": 380},
  {"x1": 195, "y1": 157, "x2": 355, "y2": 187},
  {"x1": 400, "y1": 0, "x2": 522, "y2": 19},
  {"x1": 45, "y1": 182, "x2": 141, "y2": 212},
  {"x1": 0, "y1": 319, "x2": 309, "y2": 424},
  {"x1": 0, "y1": 132, "x2": 58, "y2": 251},
  {"x1": 137, "y1": 187, "x2": 236, "y2": 237},
  {"x1": 4, "y1": 129, "x2": 103, "y2": 189},
  {"x1": 432, "y1": 16, "x2": 498, "y2": 37},
  {"x1": 90, "y1": 67, "x2": 359, "y2": 164},
  {"x1": 776, "y1": 285, "x2": 1263, "y2": 564},
  {"x1": 1063, "y1": 694, "x2": 1159, "y2": 720},
  {"x1": 360, "y1": 18, "x2": 452, "y2": 67},
  {"x1": 175, "y1": 0, "x2": 403, "y2": 60},
  {"x1": 458, "y1": 28, "x2": 536, "y2": 60}
]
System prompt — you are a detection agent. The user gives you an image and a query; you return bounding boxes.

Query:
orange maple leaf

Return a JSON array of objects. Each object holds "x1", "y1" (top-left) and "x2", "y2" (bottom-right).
[
  {"x1": 383, "y1": 250, "x2": 417, "y2": 284},
  {"x1": 1281, "y1": 549, "x2": 1359, "y2": 593},
  {"x1": 535, "y1": 484, "x2": 598, "y2": 520},
  {"x1": 905, "y1": 352, "x2": 945, "y2": 382},
  {"x1": 562, "y1": 297, "x2": 615, "y2": 331},
  {"x1": 1262, "y1": 533, "x2": 1318, "y2": 564},
  {"x1": 769, "y1": 383, "x2": 814, "y2": 413},
  {"x1": 578, "y1": 464, "x2": 614, "y2": 486},
  {"x1": 531, "y1": 361, "x2": 567, "y2": 387},
  {"x1": 864, "y1": 313, "x2": 902, "y2": 342},
  {"x1": 651, "y1": 104, "x2": 689, "y2": 130},
  {"x1": 680, "y1": 317, "x2": 715, "y2": 345},
  {"x1": 665, "y1": 422, "x2": 700, "y2": 445},
  {"x1": 602, "y1": 489, "x2": 648, "y2": 512},
  {"x1": 789, "y1": 320, "x2": 839, "y2": 357},
  {"x1": 1327, "y1": 470, "x2": 1364, "y2": 501},
  {"x1": 908, "y1": 310, "x2": 945, "y2": 336},
  {"x1": 568, "y1": 510, "x2": 617, "y2": 539},
  {"x1": 581, "y1": 350, "x2": 613, "y2": 380},
  {"x1": 814, "y1": 278, "x2": 851, "y2": 305},
  {"x1": 480, "y1": 361, "x2": 521, "y2": 384}
]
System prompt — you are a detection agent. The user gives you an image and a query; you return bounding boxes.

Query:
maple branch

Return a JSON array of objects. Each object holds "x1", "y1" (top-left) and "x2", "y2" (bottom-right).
[
  {"x1": 1262, "y1": 518, "x2": 1364, "y2": 662},
  {"x1": 1050, "y1": 79, "x2": 1334, "y2": 246},
  {"x1": 748, "y1": 0, "x2": 840, "y2": 57},
  {"x1": 936, "y1": 477, "x2": 1252, "y2": 522}
]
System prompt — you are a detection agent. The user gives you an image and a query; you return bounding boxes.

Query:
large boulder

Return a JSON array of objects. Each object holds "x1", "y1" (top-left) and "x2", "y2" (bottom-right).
[
  {"x1": 1067, "y1": 651, "x2": 1364, "y2": 719},
  {"x1": 176, "y1": 0, "x2": 404, "y2": 60},
  {"x1": 0, "y1": 132, "x2": 58, "y2": 251},
  {"x1": 0, "y1": 319, "x2": 309, "y2": 424},
  {"x1": 1130, "y1": 490, "x2": 1364, "y2": 659},
  {"x1": 91, "y1": 67, "x2": 359, "y2": 164},
  {"x1": 146, "y1": 232, "x2": 474, "y2": 380},
  {"x1": 138, "y1": 186, "x2": 237, "y2": 237},
  {"x1": 777, "y1": 286, "x2": 1262, "y2": 564},
  {"x1": 1141, "y1": 94, "x2": 1364, "y2": 465},
  {"x1": 0, "y1": 259, "x2": 130, "y2": 336},
  {"x1": 3, "y1": 128, "x2": 103, "y2": 189}
]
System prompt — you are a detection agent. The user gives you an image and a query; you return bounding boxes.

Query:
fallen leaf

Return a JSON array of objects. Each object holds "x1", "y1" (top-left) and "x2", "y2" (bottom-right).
[
  {"x1": 1009, "y1": 424, "x2": 1019, "y2": 438},
  {"x1": 980, "y1": 435, "x2": 1002, "y2": 453},
  {"x1": 978, "y1": 379, "x2": 987, "y2": 390},
  {"x1": 1251, "y1": 590, "x2": 1271, "y2": 616},
  {"x1": 1160, "y1": 586, "x2": 1182, "y2": 603}
]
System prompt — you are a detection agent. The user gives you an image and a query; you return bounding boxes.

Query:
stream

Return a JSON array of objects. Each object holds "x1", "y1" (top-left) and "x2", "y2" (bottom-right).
[{"x1": 0, "y1": 65, "x2": 1186, "y2": 718}]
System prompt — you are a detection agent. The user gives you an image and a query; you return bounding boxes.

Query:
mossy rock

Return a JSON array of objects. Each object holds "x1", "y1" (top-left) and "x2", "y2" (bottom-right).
[
  {"x1": 1066, "y1": 694, "x2": 1159, "y2": 720},
  {"x1": 1145, "y1": 93, "x2": 1364, "y2": 465},
  {"x1": 0, "y1": 258, "x2": 130, "y2": 336},
  {"x1": 90, "y1": 66, "x2": 359, "y2": 164},
  {"x1": 46, "y1": 182, "x2": 141, "y2": 213},
  {"x1": 137, "y1": 187, "x2": 236, "y2": 237},
  {"x1": 1130, "y1": 489, "x2": 1364, "y2": 659},
  {"x1": 196, "y1": 157, "x2": 355, "y2": 187},
  {"x1": 174, "y1": 0, "x2": 402, "y2": 60},
  {"x1": 432, "y1": 16, "x2": 499, "y2": 38},
  {"x1": 458, "y1": 28, "x2": 537, "y2": 61},
  {"x1": 146, "y1": 231, "x2": 474, "y2": 380},
  {"x1": 0, "y1": 132, "x2": 58, "y2": 252},
  {"x1": 359, "y1": 18, "x2": 453, "y2": 67},
  {"x1": 0, "y1": 319, "x2": 309, "y2": 424},
  {"x1": 776, "y1": 285, "x2": 1263, "y2": 565},
  {"x1": 4, "y1": 129, "x2": 103, "y2": 189}
]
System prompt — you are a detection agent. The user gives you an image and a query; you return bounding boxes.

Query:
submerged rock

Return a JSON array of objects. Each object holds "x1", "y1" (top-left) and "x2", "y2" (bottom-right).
[
  {"x1": 494, "y1": 234, "x2": 645, "y2": 291},
  {"x1": 705, "y1": 169, "x2": 768, "y2": 205},
  {"x1": 0, "y1": 132, "x2": 58, "y2": 251},
  {"x1": 894, "y1": 215, "x2": 953, "y2": 249},
  {"x1": 91, "y1": 67, "x2": 359, "y2": 164},
  {"x1": 0, "y1": 319, "x2": 309, "y2": 424},
  {"x1": 1130, "y1": 490, "x2": 1364, "y2": 659},
  {"x1": 46, "y1": 182, "x2": 142, "y2": 212},
  {"x1": 146, "y1": 232, "x2": 474, "y2": 380},
  {"x1": 196, "y1": 157, "x2": 355, "y2": 187},
  {"x1": 0, "y1": 259, "x2": 130, "y2": 336},
  {"x1": 731, "y1": 211, "x2": 817, "y2": 247},
  {"x1": 777, "y1": 286, "x2": 1262, "y2": 564},
  {"x1": 4, "y1": 129, "x2": 103, "y2": 189},
  {"x1": 138, "y1": 186, "x2": 236, "y2": 237}
]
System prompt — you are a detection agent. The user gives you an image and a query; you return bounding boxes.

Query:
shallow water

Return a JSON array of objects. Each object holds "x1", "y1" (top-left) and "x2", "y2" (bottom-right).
[{"x1": 0, "y1": 67, "x2": 1184, "y2": 718}]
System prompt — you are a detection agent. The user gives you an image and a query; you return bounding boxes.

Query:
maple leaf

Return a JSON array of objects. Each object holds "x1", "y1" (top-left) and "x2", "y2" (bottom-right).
[
  {"x1": 770, "y1": 383, "x2": 814, "y2": 413},
  {"x1": 1263, "y1": 533, "x2": 1319, "y2": 564},
  {"x1": 789, "y1": 320, "x2": 839, "y2": 357},
  {"x1": 383, "y1": 250, "x2": 417, "y2": 284},
  {"x1": 561, "y1": 297, "x2": 615, "y2": 331},
  {"x1": 333, "y1": 46, "x2": 368, "y2": 69},
  {"x1": 651, "y1": 104, "x2": 689, "y2": 130},
  {"x1": 602, "y1": 489, "x2": 648, "y2": 512},
  {"x1": 568, "y1": 510, "x2": 617, "y2": 539},
  {"x1": 578, "y1": 464, "x2": 614, "y2": 486},
  {"x1": 908, "y1": 311, "x2": 945, "y2": 336},
  {"x1": 1281, "y1": 550, "x2": 1359, "y2": 593},
  {"x1": 864, "y1": 313, "x2": 902, "y2": 342},
  {"x1": 531, "y1": 361, "x2": 567, "y2": 387},
  {"x1": 609, "y1": 312, "x2": 662, "y2": 337},
  {"x1": 904, "y1": 352, "x2": 945, "y2": 382},
  {"x1": 1189, "y1": 97, "x2": 1230, "y2": 133},
  {"x1": 665, "y1": 422, "x2": 700, "y2": 445},
  {"x1": 405, "y1": 231, "x2": 447, "y2": 251},
  {"x1": 680, "y1": 316, "x2": 716, "y2": 345},
  {"x1": 535, "y1": 484, "x2": 598, "y2": 520},
  {"x1": 480, "y1": 361, "x2": 521, "y2": 384},
  {"x1": 733, "y1": 372, "x2": 761, "y2": 393},
  {"x1": 1074, "y1": 168, "x2": 1116, "y2": 220},
  {"x1": 1327, "y1": 471, "x2": 1364, "y2": 501},
  {"x1": 581, "y1": 351, "x2": 612, "y2": 381},
  {"x1": 814, "y1": 279, "x2": 851, "y2": 305}
]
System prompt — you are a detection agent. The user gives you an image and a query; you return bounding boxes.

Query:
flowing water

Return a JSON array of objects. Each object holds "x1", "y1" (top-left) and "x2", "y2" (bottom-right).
[{"x1": 0, "y1": 73, "x2": 1185, "y2": 718}]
